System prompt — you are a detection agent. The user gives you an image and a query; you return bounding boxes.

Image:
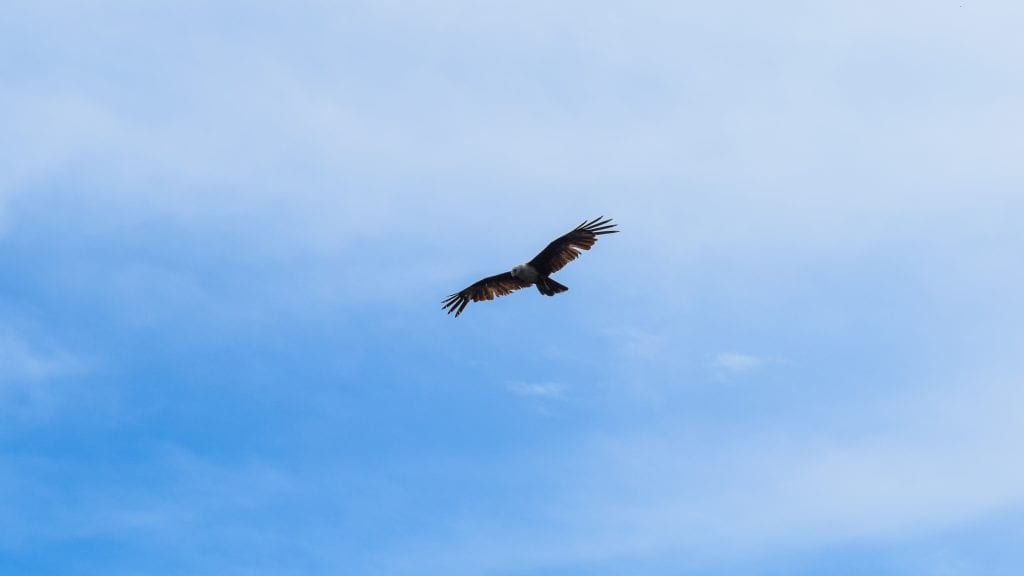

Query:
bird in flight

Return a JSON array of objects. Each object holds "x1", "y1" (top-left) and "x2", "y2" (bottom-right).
[{"x1": 442, "y1": 216, "x2": 618, "y2": 317}]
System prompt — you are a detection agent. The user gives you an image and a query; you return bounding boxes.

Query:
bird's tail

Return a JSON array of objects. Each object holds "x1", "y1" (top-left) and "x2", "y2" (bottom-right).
[{"x1": 536, "y1": 278, "x2": 569, "y2": 296}]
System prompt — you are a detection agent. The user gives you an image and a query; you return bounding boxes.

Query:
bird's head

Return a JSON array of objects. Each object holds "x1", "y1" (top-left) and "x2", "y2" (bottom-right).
[{"x1": 510, "y1": 264, "x2": 523, "y2": 278}]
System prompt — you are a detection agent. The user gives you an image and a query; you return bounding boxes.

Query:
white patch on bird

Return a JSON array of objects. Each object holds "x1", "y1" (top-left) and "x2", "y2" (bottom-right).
[{"x1": 511, "y1": 263, "x2": 539, "y2": 283}]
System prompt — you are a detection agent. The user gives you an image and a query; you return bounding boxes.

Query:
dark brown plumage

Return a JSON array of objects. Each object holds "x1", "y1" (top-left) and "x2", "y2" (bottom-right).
[
  {"x1": 527, "y1": 216, "x2": 618, "y2": 276},
  {"x1": 442, "y1": 217, "x2": 617, "y2": 317}
]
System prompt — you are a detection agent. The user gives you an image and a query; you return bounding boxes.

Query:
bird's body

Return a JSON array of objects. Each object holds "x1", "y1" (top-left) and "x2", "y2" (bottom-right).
[
  {"x1": 510, "y1": 263, "x2": 539, "y2": 283},
  {"x1": 442, "y1": 217, "x2": 617, "y2": 317}
]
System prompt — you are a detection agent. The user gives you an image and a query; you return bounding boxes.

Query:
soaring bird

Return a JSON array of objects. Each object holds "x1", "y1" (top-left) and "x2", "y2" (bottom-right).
[{"x1": 442, "y1": 216, "x2": 618, "y2": 317}]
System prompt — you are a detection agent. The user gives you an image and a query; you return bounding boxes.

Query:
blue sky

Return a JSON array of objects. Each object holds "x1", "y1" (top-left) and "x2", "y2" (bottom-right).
[{"x1": 2, "y1": 1, "x2": 1023, "y2": 574}]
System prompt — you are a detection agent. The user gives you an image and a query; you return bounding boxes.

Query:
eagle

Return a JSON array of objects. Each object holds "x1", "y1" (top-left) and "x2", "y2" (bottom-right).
[{"x1": 442, "y1": 216, "x2": 618, "y2": 317}]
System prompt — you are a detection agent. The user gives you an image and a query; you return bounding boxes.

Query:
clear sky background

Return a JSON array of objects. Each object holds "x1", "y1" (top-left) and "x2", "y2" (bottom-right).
[{"x1": 2, "y1": 1, "x2": 1023, "y2": 574}]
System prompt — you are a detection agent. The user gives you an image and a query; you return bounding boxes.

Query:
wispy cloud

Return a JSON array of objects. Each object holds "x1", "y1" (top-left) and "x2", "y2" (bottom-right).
[
  {"x1": 0, "y1": 444, "x2": 294, "y2": 554},
  {"x1": 401, "y1": 371, "x2": 1024, "y2": 575},
  {"x1": 712, "y1": 352, "x2": 766, "y2": 373},
  {"x1": 0, "y1": 330, "x2": 81, "y2": 383},
  {"x1": 606, "y1": 327, "x2": 666, "y2": 360},
  {"x1": 0, "y1": 329, "x2": 86, "y2": 417},
  {"x1": 506, "y1": 381, "x2": 565, "y2": 399}
]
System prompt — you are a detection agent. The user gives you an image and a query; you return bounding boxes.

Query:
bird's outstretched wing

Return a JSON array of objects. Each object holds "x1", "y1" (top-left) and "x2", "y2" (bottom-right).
[
  {"x1": 527, "y1": 216, "x2": 618, "y2": 276},
  {"x1": 442, "y1": 272, "x2": 532, "y2": 317}
]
